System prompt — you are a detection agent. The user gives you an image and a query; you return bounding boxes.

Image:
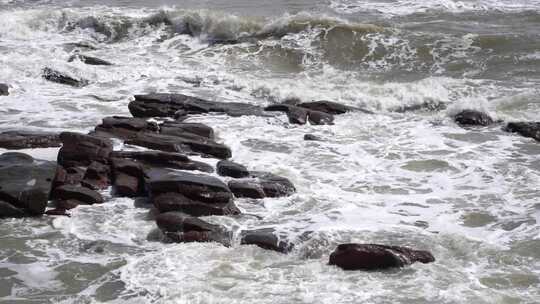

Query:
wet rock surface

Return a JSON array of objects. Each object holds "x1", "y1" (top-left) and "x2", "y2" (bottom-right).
[
  {"x1": 504, "y1": 122, "x2": 540, "y2": 142},
  {"x1": 228, "y1": 171, "x2": 295, "y2": 198},
  {"x1": 0, "y1": 83, "x2": 9, "y2": 96},
  {"x1": 51, "y1": 185, "x2": 104, "y2": 205},
  {"x1": 240, "y1": 228, "x2": 295, "y2": 253},
  {"x1": 454, "y1": 110, "x2": 494, "y2": 127},
  {"x1": 0, "y1": 152, "x2": 56, "y2": 217},
  {"x1": 68, "y1": 54, "x2": 113, "y2": 66},
  {"x1": 0, "y1": 131, "x2": 61, "y2": 149},
  {"x1": 265, "y1": 104, "x2": 334, "y2": 125},
  {"x1": 217, "y1": 160, "x2": 250, "y2": 178},
  {"x1": 111, "y1": 151, "x2": 213, "y2": 173},
  {"x1": 57, "y1": 132, "x2": 113, "y2": 168},
  {"x1": 156, "y1": 211, "x2": 231, "y2": 245},
  {"x1": 329, "y1": 243, "x2": 435, "y2": 270},
  {"x1": 42, "y1": 67, "x2": 89, "y2": 87}
]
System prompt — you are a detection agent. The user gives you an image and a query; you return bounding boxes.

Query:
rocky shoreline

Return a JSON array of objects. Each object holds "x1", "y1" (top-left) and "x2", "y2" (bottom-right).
[{"x1": 1, "y1": 71, "x2": 539, "y2": 271}]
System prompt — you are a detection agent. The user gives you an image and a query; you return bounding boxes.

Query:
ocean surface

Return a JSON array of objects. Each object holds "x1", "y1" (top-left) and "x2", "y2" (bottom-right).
[{"x1": 1, "y1": 0, "x2": 539, "y2": 303}]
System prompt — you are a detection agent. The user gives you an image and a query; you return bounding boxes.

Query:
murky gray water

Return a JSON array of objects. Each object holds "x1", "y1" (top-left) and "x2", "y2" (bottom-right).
[{"x1": 1, "y1": 0, "x2": 539, "y2": 303}]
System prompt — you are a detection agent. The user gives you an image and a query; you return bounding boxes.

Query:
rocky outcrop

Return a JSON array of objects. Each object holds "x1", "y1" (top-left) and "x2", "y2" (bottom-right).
[
  {"x1": 146, "y1": 169, "x2": 239, "y2": 216},
  {"x1": 454, "y1": 110, "x2": 494, "y2": 127},
  {"x1": 0, "y1": 83, "x2": 9, "y2": 96},
  {"x1": 81, "y1": 161, "x2": 110, "y2": 190},
  {"x1": 68, "y1": 54, "x2": 113, "y2": 66},
  {"x1": 228, "y1": 171, "x2": 295, "y2": 199},
  {"x1": 42, "y1": 67, "x2": 88, "y2": 87},
  {"x1": 0, "y1": 152, "x2": 56, "y2": 217},
  {"x1": 265, "y1": 104, "x2": 334, "y2": 125},
  {"x1": 57, "y1": 132, "x2": 113, "y2": 168},
  {"x1": 94, "y1": 116, "x2": 158, "y2": 139},
  {"x1": 240, "y1": 228, "x2": 295, "y2": 253},
  {"x1": 216, "y1": 160, "x2": 249, "y2": 178},
  {"x1": 111, "y1": 151, "x2": 213, "y2": 173},
  {"x1": 328, "y1": 244, "x2": 435, "y2": 270},
  {"x1": 129, "y1": 93, "x2": 267, "y2": 118},
  {"x1": 160, "y1": 122, "x2": 215, "y2": 139},
  {"x1": 51, "y1": 185, "x2": 104, "y2": 206},
  {"x1": 110, "y1": 158, "x2": 145, "y2": 197},
  {"x1": 504, "y1": 122, "x2": 540, "y2": 142},
  {"x1": 156, "y1": 211, "x2": 231, "y2": 245},
  {"x1": 0, "y1": 131, "x2": 61, "y2": 149}
]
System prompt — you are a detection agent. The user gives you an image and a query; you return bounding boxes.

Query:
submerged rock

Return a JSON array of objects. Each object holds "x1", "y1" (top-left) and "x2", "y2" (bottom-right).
[
  {"x1": 265, "y1": 104, "x2": 334, "y2": 125},
  {"x1": 228, "y1": 171, "x2": 295, "y2": 199},
  {"x1": 304, "y1": 134, "x2": 322, "y2": 141},
  {"x1": 454, "y1": 110, "x2": 494, "y2": 127},
  {"x1": 42, "y1": 67, "x2": 88, "y2": 87},
  {"x1": 156, "y1": 211, "x2": 231, "y2": 245},
  {"x1": 68, "y1": 54, "x2": 113, "y2": 66},
  {"x1": 297, "y1": 100, "x2": 358, "y2": 115},
  {"x1": 129, "y1": 93, "x2": 267, "y2": 118},
  {"x1": 504, "y1": 122, "x2": 540, "y2": 142},
  {"x1": 0, "y1": 83, "x2": 9, "y2": 96},
  {"x1": 240, "y1": 228, "x2": 295, "y2": 253},
  {"x1": 328, "y1": 243, "x2": 435, "y2": 270},
  {"x1": 57, "y1": 132, "x2": 113, "y2": 167},
  {"x1": 217, "y1": 160, "x2": 250, "y2": 178},
  {"x1": 0, "y1": 152, "x2": 56, "y2": 217},
  {"x1": 0, "y1": 131, "x2": 61, "y2": 149}
]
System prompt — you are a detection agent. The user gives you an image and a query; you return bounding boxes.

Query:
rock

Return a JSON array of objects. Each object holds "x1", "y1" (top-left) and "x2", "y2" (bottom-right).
[
  {"x1": 153, "y1": 192, "x2": 240, "y2": 216},
  {"x1": 68, "y1": 54, "x2": 113, "y2": 66},
  {"x1": 45, "y1": 208, "x2": 70, "y2": 217},
  {"x1": 51, "y1": 185, "x2": 103, "y2": 205},
  {"x1": 0, "y1": 152, "x2": 56, "y2": 217},
  {"x1": 42, "y1": 67, "x2": 88, "y2": 87},
  {"x1": 307, "y1": 110, "x2": 334, "y2": 125},
  {"x1": 125, "y1": 133, "x2": 231, "y2": 159},
  {"x1": 111, "y1": 151, "x2": 213, "y2": 173},
  {"x1": 146, "y1": 169, "x2": 233, "y2": 204},
  {"x1": 55, "y1": 199, "x2": 80, "y2": 210},
  {"x1": 298, "y1": 101, "x2": 357, "y2": 115},
  {"x1": 240, "y1": 228, "x2": 294, "y2": 253},
  {"x1": 217, "y1": 160, "x2": 250, "y2": 178},
  {"x1": 94, "y1": 116, "x2": 159, "y2": 139},
  {"x1": 328, "y1": 243, "x2": 435, "y2": 270},
  {"x1": 111, "y1": 158, "x2": 144, "y2": 197},
  {"x1": 304, "y1": 134, "x2": 322, "y2": 141},
  {"x1": 129, "y1": 93, "x2": 267, "y2": 118},
  {"x1": 504, "y1": 122, "x2": 540, "y2": 142},
  {"x1": 51, "y1": 165, "x2": 85, "y2": 189},
  {"x1": 0, "y1": 131, "x2": 61, "y2": 149},
  {"x1": 156, "y1": 211, "x2": 231, "y2": 245},
  {"x1": 0, "y1": 83, "x2": 9, "y2": 96},
  {"x1": 63, "y1": 42, "x2": 98, "y2": 52},
  {"x1": 228, "y1": 180, "x2": 266, "y2": 199},
  {"x1": 454, "y1": 110, "x2": 494, "y2": 126},
  {"x1": 265, "y1": 104, "x2": 334, "y2": 125},
  {"x1": 159, "y1": 121, "x2": 214, "y2": 139},
  {"x1": 392, "y1": 101, "x2": 446, "y2": 113},
  {"x1": 57, "y1": 132, "x2": 113, "y2": 167},
  {"x1": 81, "y1": 161, "x2": 110, "y2": 190}
]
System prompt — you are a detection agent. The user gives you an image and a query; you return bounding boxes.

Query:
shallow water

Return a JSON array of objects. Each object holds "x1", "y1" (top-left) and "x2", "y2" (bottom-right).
[{"x1": 0, "y1": 0, "x2": 539, "y2": 303}]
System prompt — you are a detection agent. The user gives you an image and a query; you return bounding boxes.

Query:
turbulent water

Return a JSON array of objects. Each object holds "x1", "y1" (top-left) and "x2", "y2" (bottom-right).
[{"x1": 1, "y1": 0, "x2": 540, "y2": 303}]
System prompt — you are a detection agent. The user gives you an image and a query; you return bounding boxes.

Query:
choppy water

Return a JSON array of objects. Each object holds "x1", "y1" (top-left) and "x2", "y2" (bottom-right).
[{"x1": 1, "y1": 0, "x2": 539, "y2": 303}]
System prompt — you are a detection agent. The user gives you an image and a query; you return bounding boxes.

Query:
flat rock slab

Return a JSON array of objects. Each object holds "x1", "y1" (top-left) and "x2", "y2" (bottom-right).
[
  {"x1": 129, "y1": 93, "x2": 268, "y2": 118},
  {"x1": 160, "y1": 122, "x2": 215, "y2": 139},
  {"x1": 228, "y1": 171, "x2": 295, "y2": 199},
  {"x1": 454, "y1": 110, "x2": 494, "y2": 127},
  {"x1": 153, "y1": 192, "x2": 239, "y2": 216},
  {"x1": 297, "y1": 101, "x2": 359, "y2": 115},
  {"x1": 156, "y1": 211, "x2": 231, "y2": 245},
  {"x1": 217, "y1": 160, "x2": 250, "y2": 178},
  {"x1": 0, "y1": 152, "x2": 56, "y2": 217},
  {"x1": 111, "y1": 151, "x2": 213, "y2": 173},
  {"x1": 68, "y1": 54, "x2": 113, "y2": 66},
  {"x1": 504, "y1": 122, "x2": 540, "y2": 142},
  {"x1": 240, "y1": 228, "x2": 295, "y2": 253},
  {"x1": 94, "y1": 116, "x2": 158, "y2": 139},
  {"x1": 146, "y1": 168, "x2": 233, "y2": 204},
  {"x1": 0, "y1": 131, "x2": 61, "y2": 149},
  {"x1": 57, "y1": 132, "x2": 113, "y2": 167},
  {"x1": 329, "y1": 243, "x2": 435, "y2": 270}
]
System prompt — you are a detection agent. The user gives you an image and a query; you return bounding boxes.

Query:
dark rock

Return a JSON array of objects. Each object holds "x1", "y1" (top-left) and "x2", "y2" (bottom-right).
[
  {"x1": 153, "y1": 192, "x2": 240, "y2": 216},
  {"x1": 57, "y1": 132, "x2": 113, "y2": 167},
  {"x1": 240, "y1": 228, "x2": 294, "y2": 253},
  {"x1": 298, "y1": 100, "x2": 357, "y2": 115},
  {"x1": 94, "y1": 116, "x2": 158, "y2": 139},
  {"x1": 251, "y1": 171, "x2": 296, "y2": 198},
  {"x1": 63, "y1": 42, "x2": 98, "y2": 52},
  {"x1": 228, "y1": 180, "x2": 266, "y2": 199},
  {"x1": 51, "y1": 165, "x2": 86, "y2": 189},
  {"x1": 68, "y1": 54, "x2": 113, "y2": 66},
  {"x1": 146, "y1": 168, "x2": 233, "y2": 204},
  {"x1": 125, "y1": 132, "x2": 231, "y2": 159},
  {"x1": 0, "y1": 83, "x2": 9, "y2": 96},
  {"x1": 287, "y1": 106, "x2": 308, "y2": 124},
  {"x1": 304, "y1": 134, "x2": 322, "y2": 141},
  {"x1": 111, "y1": 151, "x2": 213, "y2": 173},
  {"x1": 160, "y1": 122, "x2": 214, "y2": 139},
  {"x1": 454, "y1": 110, "x2": 494, "y2": 126},
  {"x1": 264, "y1": 104, "x2": 334, "y2": 125},
  {"x1": 307, "y1": 110, "x2": 334, "y2": 125},
  {"x1": 0, "y1": 131, "x2": 61, "y2": 149},
  {"x1": 45, "y1": 208, "x2": 70, "y2": 217},
  {"x1": 0, "y1": 200, "x2": 25, "y2": 217},
  {"x1": 0, "y1": 152, "x2": 56, "y2": 217},
  {"x1": 129, "y1": 93, "x2": 267, "y2": 118},
  {"x1": 504, "y1": 122, "x2": 540, "y2": 142},
  {"x1": 111, "y1": 158, "x2": 144, "y2": 197},
  {"x1": 81, "y1": 161, "x2": 110, "y2": 190},
  {"x1": 55, "y1": 199, "x2": 80, "y2": 210},
  {"x1": 217, "y1": 160, "x2": 249, "y2": 178},
  {"x1": 42, "y1": 67, "x2": 88, "y2": 87},
  {"x1": 392, "y1": 101, "x2": 446, "y2": 113},
  {"x1": 156, "y1": 211, "x2": 231, "y2": 245},
  {"x1": 328, "y1": 243, "x2": 435, "y2": 270},
  {"x1": 51, "y1": 185, "x2": 103, "y2": 205}
]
